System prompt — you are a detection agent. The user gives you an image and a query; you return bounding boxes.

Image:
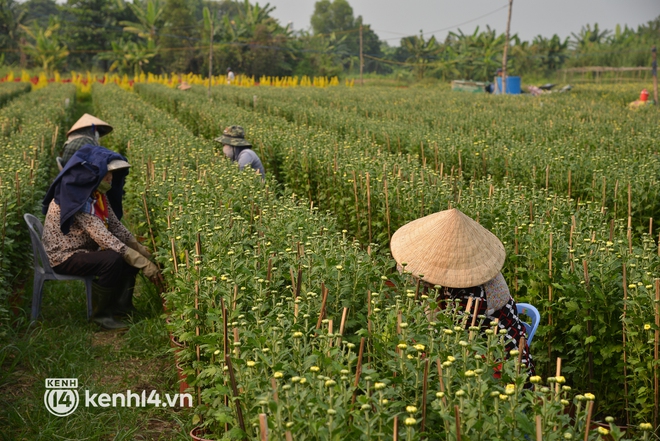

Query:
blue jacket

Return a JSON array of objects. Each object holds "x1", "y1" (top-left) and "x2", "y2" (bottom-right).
[{"x1": 42, "y1": 145, "x2": 129, "y2": 234}]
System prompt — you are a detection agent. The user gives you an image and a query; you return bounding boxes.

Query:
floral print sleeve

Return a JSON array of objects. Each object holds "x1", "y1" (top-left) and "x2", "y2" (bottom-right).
[
  {"x1": 77, "y1": 212, "x2": 128, "y2": 255},
  {"x1": 107, "y1": 206, "x2": 134, "y2": 244}
]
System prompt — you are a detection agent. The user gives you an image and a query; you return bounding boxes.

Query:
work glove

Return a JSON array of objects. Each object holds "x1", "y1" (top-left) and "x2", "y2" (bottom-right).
[
  {"x1": 124, "y1": 247, "x2": 164, "y2": 291},
  {"x1": 126, "y1": 237, "x2": 152, "y2": 259}
]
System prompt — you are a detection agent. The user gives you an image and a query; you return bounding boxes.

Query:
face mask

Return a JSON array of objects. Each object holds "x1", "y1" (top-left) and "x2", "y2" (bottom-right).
[{"x1": 97, "y1": 180, "x2": 112, "y2": 194}]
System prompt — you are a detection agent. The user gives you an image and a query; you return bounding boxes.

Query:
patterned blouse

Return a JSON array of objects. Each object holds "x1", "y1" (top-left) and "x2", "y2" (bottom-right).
[
  {"x1": 443, "y1": 276, "x2": 535, "y2": 376},
  {"x1": 43, "y1": 200, "x2": 133, "y2": 268}
]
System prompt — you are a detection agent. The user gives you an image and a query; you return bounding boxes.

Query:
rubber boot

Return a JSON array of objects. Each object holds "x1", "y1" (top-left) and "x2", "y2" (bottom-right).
[
  {"x1": 111, "y1": 276, "x2": 138, "y2": 317},
  {"x1": 91, "y1": 283, "x2": 128, "y2": 330}
]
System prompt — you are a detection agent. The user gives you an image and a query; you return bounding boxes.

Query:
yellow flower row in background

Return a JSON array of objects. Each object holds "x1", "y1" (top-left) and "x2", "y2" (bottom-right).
[{"x1": 1, "y1": 70, "x2": 348, "y2": 92}]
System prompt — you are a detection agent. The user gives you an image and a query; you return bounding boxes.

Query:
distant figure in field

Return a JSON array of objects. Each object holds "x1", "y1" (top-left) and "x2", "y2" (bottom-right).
[
  {"x1": 227, "y1": 67, "x2": 235, "y2": 85},
  {"x1": 215, "y1": 125, "x2": 265, "y2": 180},
  {"x1": 178, "y1": 81, "x2": 191, "y2": 91},
  {"x1": 629, "y1": 89, "x2": 652, "y2": 109},
  {"x1": 60, "y1": 114, "x2": 112, "y2": 167}
]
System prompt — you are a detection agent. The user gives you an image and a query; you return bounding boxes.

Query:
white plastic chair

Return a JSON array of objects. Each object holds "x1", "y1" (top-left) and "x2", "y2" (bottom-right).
[{"x1": 24, "y1": 213, "x2": 93, "y2": 321}]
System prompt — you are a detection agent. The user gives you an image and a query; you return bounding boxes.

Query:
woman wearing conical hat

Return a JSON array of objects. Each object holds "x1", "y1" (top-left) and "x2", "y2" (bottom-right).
[
  {"x1": 391, "y1": 208, "x2": 535, "y2": 376},
  {"x1": 60, "y1": 114, "x2": 113, "y2": 167}
]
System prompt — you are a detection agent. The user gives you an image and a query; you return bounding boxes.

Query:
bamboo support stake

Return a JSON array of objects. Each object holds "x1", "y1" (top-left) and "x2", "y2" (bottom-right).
[
  {"x1": 583, "y1": 261, "x2": 594, "y2": 387},
  {"x1": 328, "y1": 320, "x2": 333, "y2": 350},
  {"x1": 554, "y1": 358, "x2": 562, "y2": 396},
  {"x1": 614, "y1": 179, "x2": 619, "y2": 216},
  {"x1": 384, "y1": 177, "x2": 391, "y2": 241},
  {"x1": 195, "y1": 282, "x2": 202, "y2": 405},
  {"x1": 536, "y1": 415, "x2": 543, "y2": 441},
  {"x1": 568, "y1": 170, "x2": 571, "y2": 198},
  {"x1": 285, "y1": 432, "x2": 293, "y2": 441},
  {"x1": 170, "y1": 238, "x2": 178, "y2": 274},
  {"x1": 50, "y1": 125, "x2": 58, "y2": 154},
  {"x1": 221, "y1": 298, "x2": 229, "y2": 359},
  {"x1": 225, "y1": 355, "x2": 247, "y2": 439},
  {"x1": 421, "y1": 358, "x2": 429, "y2": 436},
  {"x1": 259, "y1": 414, "x2": 268, "y2": 441},
  {"x1": 141, "y1": 193, "x2": 157, "y2": 253},
  {"x1": 601, "y1": 176, "x2": 606, "y2": 214},
  {"x1": 351, "y1": 171, "x2": 361, "y2": 237},
  {"x1": 627, "y1": 183, "x2": 633, "y2": 253},
  {"x1": 436, "y1": 359, "x2": 448, "y2": 407},
  {"x1": 545, "y1": 165, "x2": 550, "y2": 190},
  {"x1": 316, "y1": 283, "x2": 329, "y2": 329},
  {"x1": 469, "y1": 298, "x2": 480, "y2": 341},
  {"x1": 393, "y1": 416, "x2": 399, "y2": 441},
  {"x1": 583, "y1": 401, "x2": 594, "y2": 441},
  {"x1": 270, "y1": 377, "x2": 279, "y2": 403},
  {"x1": 366, "y1": 172, "x2": 372, "y2": 243},
  {"x1": 654, "y1": 279, "x2": 659, "y2": 430},
  {"x1": 454, "y1": 405, "x2": 462, "y2": 441},
  {"x1": 337, "y1": 307, "x2": 348, "y2": 346},
  {"x1": 351, "y1": 337, "x2": 366, "y2": 404},
  {"x1": 622, "y1": 264, "x2": 630, "y2": 425},
  {"x1": 367, "y1": 291, "x2": 372, "y2": 335}
]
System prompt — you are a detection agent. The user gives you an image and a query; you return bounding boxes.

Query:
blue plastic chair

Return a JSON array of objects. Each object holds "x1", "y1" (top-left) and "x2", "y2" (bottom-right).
[
  {"x1": 516, "y1": 303, "x2": 540, "y2": 345},
  {"x1": 24, "y1": 213, "x2": 94, "y2": 321}
]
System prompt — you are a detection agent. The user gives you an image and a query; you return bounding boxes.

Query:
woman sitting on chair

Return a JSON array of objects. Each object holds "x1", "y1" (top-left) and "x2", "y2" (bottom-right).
[
  {"x1": 42, "y1": 145, "x2": 163, "y2": 330},
  {"x1": 390, "y1": 208, "x2": 535, "y2": 376}
]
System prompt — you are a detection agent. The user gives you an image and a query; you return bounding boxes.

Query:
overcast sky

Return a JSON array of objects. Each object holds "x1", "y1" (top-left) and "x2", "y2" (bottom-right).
[{"x1": 269, "y1": 0, "x2": 660, "y2": 45}]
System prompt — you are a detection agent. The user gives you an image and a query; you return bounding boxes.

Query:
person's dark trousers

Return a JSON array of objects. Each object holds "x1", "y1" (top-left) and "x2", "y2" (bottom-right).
[
  {"x1": 54, "y1": 250, "x2": 138, "y2": 289},
  {"x1": 54, "y1": 250, "x2": 139, "y2": 329}
]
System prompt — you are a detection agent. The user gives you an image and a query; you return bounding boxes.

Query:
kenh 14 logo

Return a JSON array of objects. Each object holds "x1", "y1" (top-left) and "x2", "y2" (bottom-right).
[{"x1": 44, "y1": 378, "x2": 79, "y2": 417}]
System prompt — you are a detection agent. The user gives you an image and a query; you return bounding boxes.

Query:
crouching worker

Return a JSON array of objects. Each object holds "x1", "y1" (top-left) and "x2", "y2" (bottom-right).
[
  {"x1": 215, "y1": 125, "x2": 265, "y2": 180},
  {"x1": 60, "y1": 113, "x2": 113, "y2": 168},
  {"x1": 42, "y1": 145, "x2": 163, "y2": 330},
  {"x1": 390, "y1": 208, "x2": 535, "y2": 376}
]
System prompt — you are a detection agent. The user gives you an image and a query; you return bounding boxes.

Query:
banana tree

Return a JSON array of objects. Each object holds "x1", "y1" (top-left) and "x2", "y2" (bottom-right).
[
  {"x1": 98, "y1": 39, "x2": 156, "y2": 76},
  {"x1": 117, "y1": 0, "x2": 164, "y2": 50},
  {"x1": 402, "y1": 32, "x2": 439, "y2": 80},
  {"x1": 19, "y1": 18, "x2": 69, "y2": 74}
]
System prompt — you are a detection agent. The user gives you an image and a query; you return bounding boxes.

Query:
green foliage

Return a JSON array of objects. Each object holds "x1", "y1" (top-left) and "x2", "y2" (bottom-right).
[
  {"x1": 0, "y1": 83, "x2": 76, "y2": 339},
  {"x1": 97, "y1": 82, "x2": 621, "y2": 440},
  {"x1": 133, "y1": 83, "x2": 660, "y2": 428}
]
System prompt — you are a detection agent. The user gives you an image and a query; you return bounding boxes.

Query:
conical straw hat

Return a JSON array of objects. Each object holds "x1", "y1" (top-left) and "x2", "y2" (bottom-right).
[
  {"x1": 178, "y1": 81, "x2": 191, "y2": 91},
  {"x1": 390, "y1": 208, "x2": 505, "y2": 288},
  {"x1": 67, "y1": 114, "x2": 113, "y2": 137}
]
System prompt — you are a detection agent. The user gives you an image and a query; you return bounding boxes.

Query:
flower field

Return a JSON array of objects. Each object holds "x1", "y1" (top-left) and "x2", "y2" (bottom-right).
[
  {"x1": 1, "y1": 81, "x2": 659, "y2": 439},
  {"x1": 0, "y1": 83, "x2": 76, "y2": 332}
]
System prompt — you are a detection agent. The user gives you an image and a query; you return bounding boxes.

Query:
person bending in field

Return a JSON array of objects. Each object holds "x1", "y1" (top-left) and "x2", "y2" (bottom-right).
[
  {"x1": 215, "y1": 125, "x2": 265, "y2": 181},
  {"x1": 42, "y1": 145, "x2": 164, "y2": 330},
  {"x1": 60, "y1": 114, "x2": 113, "y2": 168},
  {"x1": 390, "y1": 208, "x2": 535, "y2": 377}
]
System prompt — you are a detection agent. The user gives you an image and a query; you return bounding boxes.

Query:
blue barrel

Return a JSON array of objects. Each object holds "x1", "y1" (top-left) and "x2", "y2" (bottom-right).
[{"x1": 496, "y1": 76, "x2": 521, "y2": 94}]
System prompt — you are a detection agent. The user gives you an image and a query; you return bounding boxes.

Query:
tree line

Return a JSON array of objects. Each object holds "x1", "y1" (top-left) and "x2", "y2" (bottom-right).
[{"x1": 0, "y1": 0, "x2": 658, "y2": 81}]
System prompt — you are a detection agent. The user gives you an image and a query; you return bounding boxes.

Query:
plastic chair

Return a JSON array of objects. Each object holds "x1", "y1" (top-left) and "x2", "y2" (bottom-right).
[
  {"x1": 24, "y1": 213, "x2": 93, "y2": 321},
  {"x1": 516, "y1": 302, "x2": 540, "y2": 345}
]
